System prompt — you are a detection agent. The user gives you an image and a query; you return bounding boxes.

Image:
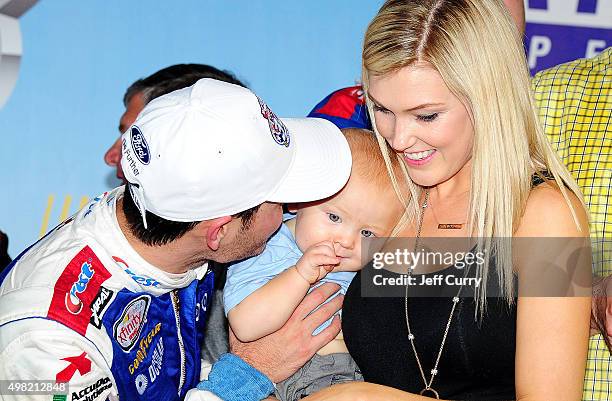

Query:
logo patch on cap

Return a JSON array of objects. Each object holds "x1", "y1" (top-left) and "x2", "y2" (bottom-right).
[
  {"x1": 130, "y1": 126, "x2": 151, "y2": 165},
  {"x1": 257, "y1": 97, "x2": 290, "y2": 147}
]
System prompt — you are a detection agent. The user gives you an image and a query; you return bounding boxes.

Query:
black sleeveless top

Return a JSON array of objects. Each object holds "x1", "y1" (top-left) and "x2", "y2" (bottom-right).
[
  {"x1": 343, "y1": 174, "x2": 553, "y2": 400},
  {"x1": 343, "y1": 267, "x2": 516, "y2": 400}
]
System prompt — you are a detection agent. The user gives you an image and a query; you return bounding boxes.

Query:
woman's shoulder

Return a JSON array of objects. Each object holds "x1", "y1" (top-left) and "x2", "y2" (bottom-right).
[{"x1": 515, "y1": 179, "x2": 588, "y2": 238}]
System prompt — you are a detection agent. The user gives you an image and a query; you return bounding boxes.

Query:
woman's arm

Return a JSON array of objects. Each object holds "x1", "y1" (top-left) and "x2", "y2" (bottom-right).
[
  {"x1": 514, "y1": 184, "x2": 591, "y2": 401},
  {"x1": 301, "y1": 382, "x2": 449, "y2": 401}
]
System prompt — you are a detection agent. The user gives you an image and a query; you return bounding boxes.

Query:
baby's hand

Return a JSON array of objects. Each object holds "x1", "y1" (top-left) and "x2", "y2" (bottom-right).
[{"x1": 295, "y1": 241, "x2": 340, "y2": 284}]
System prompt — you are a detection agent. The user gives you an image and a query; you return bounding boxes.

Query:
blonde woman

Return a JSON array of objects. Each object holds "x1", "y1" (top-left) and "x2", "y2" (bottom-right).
[{"x1": 305, "y1": 0, "x2": 591, "y2": 400}]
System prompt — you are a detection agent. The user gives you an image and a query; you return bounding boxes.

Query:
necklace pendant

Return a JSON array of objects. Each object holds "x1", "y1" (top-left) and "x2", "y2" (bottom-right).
[
  {"x1": 419, "y1": 387, "x2": 440, "y2": 399},
  {"x1": 438, "y1": 223, "x2": 462, "y2": 230}
]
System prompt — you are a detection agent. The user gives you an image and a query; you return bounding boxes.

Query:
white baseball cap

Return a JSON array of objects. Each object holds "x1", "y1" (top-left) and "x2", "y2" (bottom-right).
[{"x1": 121, "y1": 78, "x2": 352, "y2": 228}]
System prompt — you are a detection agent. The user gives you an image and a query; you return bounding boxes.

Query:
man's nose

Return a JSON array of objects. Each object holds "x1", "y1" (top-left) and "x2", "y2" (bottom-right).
[{"x1": 104, "y1": 138, "x2": 122, "y2": 167}]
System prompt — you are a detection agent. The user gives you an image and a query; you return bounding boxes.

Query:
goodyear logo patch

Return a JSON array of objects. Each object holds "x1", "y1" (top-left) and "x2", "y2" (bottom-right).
[{"x1": 129, "y1": 322, "x2": 162, "y2": 375}]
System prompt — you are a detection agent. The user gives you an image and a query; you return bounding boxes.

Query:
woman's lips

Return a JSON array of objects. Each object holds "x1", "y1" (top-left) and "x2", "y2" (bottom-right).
[{"x1": 403, "y1": 149, "x2": 436, "y2": 166}]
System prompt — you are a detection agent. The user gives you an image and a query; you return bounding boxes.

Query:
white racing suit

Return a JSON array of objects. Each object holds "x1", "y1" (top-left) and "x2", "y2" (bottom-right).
[{"x1": 0, "y1": 188, "x2": 215, "y2": 400}]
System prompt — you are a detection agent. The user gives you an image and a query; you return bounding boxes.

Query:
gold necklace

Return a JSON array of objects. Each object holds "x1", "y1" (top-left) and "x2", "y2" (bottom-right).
[
  {"x1": 429, "y1": 195, "x2": 467, "y2": 230},
  {"x1": 405, "y1": 189, "x2": 464, "y2": 399}
]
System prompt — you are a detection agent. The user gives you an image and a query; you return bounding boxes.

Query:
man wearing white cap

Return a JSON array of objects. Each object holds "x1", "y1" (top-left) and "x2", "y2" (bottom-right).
[{"x1": 0, "y1": 79, "x2": 352, "y2": 401}]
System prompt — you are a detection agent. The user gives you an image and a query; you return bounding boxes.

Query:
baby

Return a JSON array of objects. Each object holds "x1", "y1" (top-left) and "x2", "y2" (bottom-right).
[{"x1": 205, "y1": 128, "x2": 405, "y2": 401}]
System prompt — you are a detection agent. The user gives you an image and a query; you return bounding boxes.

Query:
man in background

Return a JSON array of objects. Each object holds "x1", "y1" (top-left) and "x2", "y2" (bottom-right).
[
  {"x1": 532, "y1": 47, "x2": 611, "y2": 401},
  {"x1": 104, "y1": 64, "x2": 245, "y2": 183}
]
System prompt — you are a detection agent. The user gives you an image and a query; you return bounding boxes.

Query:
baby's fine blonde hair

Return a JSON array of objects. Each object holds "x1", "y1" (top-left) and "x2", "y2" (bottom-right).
[{"x1": 342, "y1": 128, "x2": 404, "y2": 195}]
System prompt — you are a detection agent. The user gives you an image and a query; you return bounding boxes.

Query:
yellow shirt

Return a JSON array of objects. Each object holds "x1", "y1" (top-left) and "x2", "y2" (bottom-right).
[{"x1": 532, "y1": 47, "x2": 611, "y2": 401}]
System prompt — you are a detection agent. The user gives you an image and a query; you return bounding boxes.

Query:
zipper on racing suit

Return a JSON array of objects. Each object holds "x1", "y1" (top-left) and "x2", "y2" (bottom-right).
[{"x1": 171, "y1": 290, "x2": 186, "y2": 396}]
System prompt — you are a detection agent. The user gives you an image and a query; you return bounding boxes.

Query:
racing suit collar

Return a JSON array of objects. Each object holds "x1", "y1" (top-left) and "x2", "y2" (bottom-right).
[{"x1": 102, "y1": 187, "x2": 209, "y2": 292}]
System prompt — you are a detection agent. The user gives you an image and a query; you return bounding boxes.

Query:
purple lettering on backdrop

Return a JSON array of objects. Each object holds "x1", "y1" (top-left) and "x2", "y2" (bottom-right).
[
  {"x1": 577, "y1": 0, "x2": 598, "y2": 14},
  {"x1": 528, "y1": 0, "x2": 548, "y2": 10},
  {"x1": 525, "y1": 24, "x2": 610, "y2": 74}
]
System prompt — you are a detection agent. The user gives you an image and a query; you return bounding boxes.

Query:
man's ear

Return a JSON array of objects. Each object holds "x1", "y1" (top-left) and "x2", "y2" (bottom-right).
[{"x1": 204, "y1": 216, "x2": 233, "y2": 251}]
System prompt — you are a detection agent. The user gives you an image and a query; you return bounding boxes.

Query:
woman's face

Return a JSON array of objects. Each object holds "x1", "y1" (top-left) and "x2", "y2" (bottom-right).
[{"x1": 368, "y1": 64, "x2": 474, "y2": 188}]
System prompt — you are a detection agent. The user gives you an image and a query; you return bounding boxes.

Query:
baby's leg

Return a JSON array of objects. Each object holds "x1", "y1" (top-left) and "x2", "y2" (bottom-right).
[
  {"x1": 273, "y1": 351, "x2": 363, "y2": 401},
  {"x1": 317, "y1": 330, "x2": 349, "y2": 355}
]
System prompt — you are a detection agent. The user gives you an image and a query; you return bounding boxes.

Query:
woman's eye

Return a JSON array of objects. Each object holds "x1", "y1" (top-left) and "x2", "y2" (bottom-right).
[
  {"x1": 361, "y1": 229, "x2": 375, "y2": 238},
  {"x1": 373, "y1": 104, "x2": 391, "y2": 114},
  {"x1": 417, "y1": 113, "x2": 438, "y2": 122},
  {"x1": 328, "y1": 213, "x2": 341, "y2": 223}
]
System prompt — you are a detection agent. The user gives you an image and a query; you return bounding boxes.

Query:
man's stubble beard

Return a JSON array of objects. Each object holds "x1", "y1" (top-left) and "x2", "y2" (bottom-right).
[{"x1": 211, "y1": 222, "x2": 268, "y2": 264}]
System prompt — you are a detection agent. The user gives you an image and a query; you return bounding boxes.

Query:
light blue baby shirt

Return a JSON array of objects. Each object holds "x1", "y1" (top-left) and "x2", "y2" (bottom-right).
[{"x1": 224, "y1": 222, "x2": 355, "y2": 335}]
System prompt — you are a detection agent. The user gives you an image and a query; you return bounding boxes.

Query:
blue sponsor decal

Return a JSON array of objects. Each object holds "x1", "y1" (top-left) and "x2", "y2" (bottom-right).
[
  {"x1": 130, "y1": 126, "x2": 151, "y2": 165},
  {"x1": 112, "y1": 256, "x2": 161, "y2": 288},
  {"x1": 83, "y1": 192, "x2": 109, "y2": 218},
  {"x1": 125, "y1": 269, "x2": 161, "y2": 288}
]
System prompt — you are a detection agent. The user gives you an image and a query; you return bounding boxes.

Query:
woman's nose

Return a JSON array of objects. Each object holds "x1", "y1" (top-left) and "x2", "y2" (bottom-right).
[{"x1": 389, "y1": 121, "x2": 418, "y2": 151}]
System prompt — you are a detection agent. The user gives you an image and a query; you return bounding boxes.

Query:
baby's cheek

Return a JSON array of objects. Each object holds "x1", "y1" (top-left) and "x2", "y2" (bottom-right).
[
  {"x1": 311, "y1": 225, "x2": 335, "y2": 246},
  {"x1": 294, "y1": 230, "x2": 309, "y2": 253},
  {"x1": 295, "y1": 227, "x2": 323, "y2": 252}
]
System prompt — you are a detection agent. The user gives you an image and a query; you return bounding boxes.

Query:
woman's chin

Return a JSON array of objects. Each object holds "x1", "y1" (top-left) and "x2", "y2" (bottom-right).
[{"x1": 407, "y1": 171, "x2": 440, "y2": 188}]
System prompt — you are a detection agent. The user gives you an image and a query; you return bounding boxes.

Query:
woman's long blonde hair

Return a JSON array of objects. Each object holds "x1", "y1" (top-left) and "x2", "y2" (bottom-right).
[{"x1": 362, "y1": 0, "x2": 584, "y2": 312}]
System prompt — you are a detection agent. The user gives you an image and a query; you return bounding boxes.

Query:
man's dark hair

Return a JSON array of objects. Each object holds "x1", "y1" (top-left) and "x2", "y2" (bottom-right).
[
  {"x1": 123, "y1": 64, "x2": 246, "y2": 107},
  {"x1": 122, "y1": 185, "x2": 260, "y2": 246}
]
